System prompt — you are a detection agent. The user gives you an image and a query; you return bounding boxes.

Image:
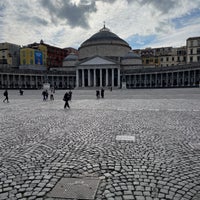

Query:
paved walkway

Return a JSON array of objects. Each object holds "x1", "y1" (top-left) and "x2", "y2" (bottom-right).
[{"x1": 0, "y1": 89, "x2": 200, "y2": 200}]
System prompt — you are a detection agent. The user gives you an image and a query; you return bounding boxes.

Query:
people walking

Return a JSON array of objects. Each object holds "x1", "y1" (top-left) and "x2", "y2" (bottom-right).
[
  {"x1": 96, "y1": 90, "x2": 100, "y2": 99},
  {"x1": 50, "y1": 92, "x2": 54, "y2": 100},
  {"x1": 3, "y1": 90, "x2": 9, "y2": 103},
  {"x1": 19, "y1": 89, "x2": 24, "y2": 95},
  {"x1": 42, "y1": 90, "x2": 47, "y2": 101},
  {"x1": 63, "y1": 91, "x2": 70, "y2": 109},
  {"x1": 101, "y1": 88, "x2": 105, "y2": 98}
]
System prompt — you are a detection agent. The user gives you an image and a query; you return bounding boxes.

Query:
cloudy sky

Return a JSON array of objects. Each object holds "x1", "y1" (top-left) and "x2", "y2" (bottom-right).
[{"x1": 1, "y1": 0, "x2": 200, "y2": 50}]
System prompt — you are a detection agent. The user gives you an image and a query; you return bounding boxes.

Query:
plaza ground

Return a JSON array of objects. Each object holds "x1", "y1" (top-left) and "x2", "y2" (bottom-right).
[{"x1": 0, "y1": 88, "x2": 200, "y2": 200}]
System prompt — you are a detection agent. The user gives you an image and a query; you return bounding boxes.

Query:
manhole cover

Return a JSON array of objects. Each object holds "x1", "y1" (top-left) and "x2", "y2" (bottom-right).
[
  {"x1": 116, "y1": 135, "x2": 135, "y2": 142},
  {"x1": 189, "y1": 143, "x2": 200, "y2": 150},
  {"x1": 47, "y1": 177, "x2": 100, "y2": 199}
]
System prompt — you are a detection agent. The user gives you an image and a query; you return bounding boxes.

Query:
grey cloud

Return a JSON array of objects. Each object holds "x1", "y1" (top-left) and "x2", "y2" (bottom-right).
[
  {"x1": 40, "y1": 0, "x2": 97, "y2": 28},
  {"x1": 39, "y1": 0, "x2": 121, "y2": 28},
  {"x1": 135, "y1": 0, "x2": 177, "y2": 14}
]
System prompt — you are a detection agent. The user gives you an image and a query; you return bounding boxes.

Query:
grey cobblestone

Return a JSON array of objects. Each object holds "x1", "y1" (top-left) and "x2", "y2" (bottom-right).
[{"x1": 0, "y1": 89, "x2": 200, "y2": 199}]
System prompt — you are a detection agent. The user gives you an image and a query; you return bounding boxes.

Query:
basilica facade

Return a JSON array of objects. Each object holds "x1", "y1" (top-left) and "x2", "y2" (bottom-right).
[{"x1": 0, "y1": 26, "x2": 200, "y2": 89}]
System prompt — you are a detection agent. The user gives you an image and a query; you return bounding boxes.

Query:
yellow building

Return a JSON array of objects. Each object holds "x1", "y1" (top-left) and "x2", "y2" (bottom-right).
[
  {"x1": 20, "y1": 45, "x2": 47, "y2": 66},
  {"x1": 0, "y1": 42, "x2": 20, "y2": 67}
]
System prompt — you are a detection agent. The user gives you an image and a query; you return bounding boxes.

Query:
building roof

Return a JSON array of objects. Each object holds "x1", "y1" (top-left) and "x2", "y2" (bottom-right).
[
  {"x1": 63, "y1": 53, "x2": 78, "y2": 61},
  {"x1": 123, "y1": 51, "x2": 141, "y2": 59},
  {"x1": 79, "y1": 25, "x2": 130, "y2": 49}
]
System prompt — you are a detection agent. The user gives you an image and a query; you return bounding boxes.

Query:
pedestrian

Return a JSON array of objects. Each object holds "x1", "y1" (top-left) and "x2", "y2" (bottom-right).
[
  {"x1": 110, "y1": 86, "x2": 112, "y2": 92},
  {"x1": 101, "y1": 88, "x2": 104, "y2": 98},
  {"x1": 19, "y1": 89, "x2": 24, "y2": 95},
  {"x1": 69, "y1": 90, "x2": 72, "y2": 101},
  {"x1": 45, "y1": 90, "x2": 49, "y2": 100},
  {"x1": 96, "y1": 90, "x2": 100, "y2": 99},
  {"x1": 63, "y1": 91, "x2": 70, "y2": 109},
  {"x1": 42, "y1": 90, "x2": 46, "y2": 101},
  {"x1": 3, "y1": 89, "x2": 9, "y2": 103},
  {"x1": 50, "y1": 92, "x2": 54, "y2": 101}
]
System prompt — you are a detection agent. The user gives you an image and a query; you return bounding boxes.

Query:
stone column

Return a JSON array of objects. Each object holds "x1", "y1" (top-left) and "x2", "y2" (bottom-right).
[
  {"x1": 171, "y1": 72, "x2": 174, "y2": 87},
  {"x1": 82, "y1": 69, "x2": 85, "y2": 87},
  {"x1": 161, "y1": 73, "x2": 163, "y2": 87},
  {"x1": 188, "y1": 71, "x2": 191, "y2": 86},
  {"x1": 76, "y1": 69, "x2": 79, "y2": 88},
  {"x1": 106, "y1": 69, "x2": 108, "y2": 86},
  {"x1": 118, "y1": 68, "x2": 120, "y2": 88},
  {"x1": 155, "y1": 73, "x2": 158, "y2": 87},
  {"x1": 193, "y1": 70, "x2": 196, "y2": 86},
  {"x1": 177, "y1": 72, "x2": 179, "y2": 87},
  {"x1": 94, "y1": 69, "x2": 96, "y2": 87},
  {"x1": 139, "y1": 74, "x2": 142, "y2": 87},
  {"x1": 182, "y1": 71, "x2": 185, "y2": 86},
  {"x1": 134, "y1": 75, "x2": 136, "y2": 88},
  {"x1": 166, "y1": 73, "x2": 168, "y2": 87},
  {"x1": 144, "y1": 74, "x2": 147, "y2": 87},
  {"x1": 88, "y1": 69, "x2": 91, "y2": 87},
  {"x1": 112, "y1": 68, "x2": 114, "y2": 87},
  {"x1": 150, "y1": 74, "x2": 152, "y2": 87},
  {"x1": 100, "y1": 68, "x2": 102, "y2": 87}
]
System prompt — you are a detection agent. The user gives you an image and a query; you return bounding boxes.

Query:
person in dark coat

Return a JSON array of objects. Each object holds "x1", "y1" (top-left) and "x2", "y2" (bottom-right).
[
  {"x1": 96, "y1": 90, "x2": 100, "y2": 99},
  {"x1": 63, "y1": 91, "x2": 70, "y2": 109},
  {"x1": 19, "y1": 89, "x2": 24, "y2": 95},
  {"x1": 42, "y1": 90, "x2": 46, "y2": 101},
  {"x1": 3, "y1": 90, "x2": 9, "y2": 103},
  {"x1": 101, "y1": 88, "x2": 104, "y2": 98}
]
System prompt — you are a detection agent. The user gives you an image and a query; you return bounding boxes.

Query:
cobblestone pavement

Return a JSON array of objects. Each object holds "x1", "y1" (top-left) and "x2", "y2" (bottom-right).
[{"x1": 0, "y1": 89, "x2": 200, "y2": 200}]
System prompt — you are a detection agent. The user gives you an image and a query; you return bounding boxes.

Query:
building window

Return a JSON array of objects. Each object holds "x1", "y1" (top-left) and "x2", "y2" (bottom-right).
[
  {"x1": 30, "y1": 59, "x2": 33, "y2": 64},
  {"x1": 190, "y1": 57, "x2": 193, "y2": 62},
  {"x1": 23, "y1": 59, "x2": 26, "y2": 65},
  {"x1": 166, "y1": 57, "x2": 169, "y2": 61},
  {"x1": 190, "y1": 49, "x2": 193, "y2": 54},
  {"x1": 197, "y1": 48, "x2": 200, "y2": 54},
  {"x1": 198, "y1": 56, "x2": 200, "y2": 62},
  {"x1": 190, "y1": 41, "x2": 193, "y2": 47},
  {"x1": 172, "y1": 57, "x2": 174, "y2": 61}
]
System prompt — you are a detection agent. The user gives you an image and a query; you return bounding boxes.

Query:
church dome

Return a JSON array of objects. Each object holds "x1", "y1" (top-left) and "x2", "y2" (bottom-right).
[
  {"x1": 122, "y1": 51, "x2": 142, "y2": 65},
  {"x1": 123, "y1": 51, "x2": 141, "y2": 60},
  {"x1": 78, "y1": 26, "x2": 131, "y2": 60},
  {"x1": 63, "y1": 53, "x2": 78, "y2": 61},
  {"x1": 79, "y1": 26, "x2": 130, "y2": 49}
]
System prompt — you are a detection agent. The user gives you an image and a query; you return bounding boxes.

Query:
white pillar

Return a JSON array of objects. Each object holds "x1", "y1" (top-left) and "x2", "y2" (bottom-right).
[
  {"x1": 171, "y1": 72, "x2": 174, "y2": 87},
  {"x1": 134, "y1": 75, "x2": 136, "y2": 88},
  {"x1": 88, "y1": 69, "x2": 91, "y2": 87},
  {"x1": 112, "y1": 68, "x2": 114, "y2": 87},
  {"x1": 161, "y1": 73, "x2": 163, "y2": 87},
  {"x1": 118, "y1": 68, "x2": 120, "y2": 88},
  {"x1": 94, "y1": 69, "x2": 96, "y2": 87},
  {"x1": 82, "y1": 69, "x2": 85, "y2": 87},
  {"x1": 106, "y1": 69, "x2": 108, "y2": 86},
  {"x1": 100, "y1": 69, "x2": 102, "y2": 87},
  {"x1": 76, "y1": 69, "x2": 79, "y2": 88}
]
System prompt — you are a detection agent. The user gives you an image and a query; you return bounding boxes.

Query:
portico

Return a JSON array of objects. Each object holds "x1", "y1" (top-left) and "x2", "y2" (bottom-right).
[
  {"x1": 76, "y1": 56, "x2": 121, "y2": 88},
  {"x1": 76, "y1": 67, "x2": 120, "y2": 88}
]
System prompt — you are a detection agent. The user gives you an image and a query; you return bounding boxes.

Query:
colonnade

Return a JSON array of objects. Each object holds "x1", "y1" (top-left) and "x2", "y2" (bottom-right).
[
  {"x1": 126, "y1": 69, "x2": 200, "y2": 88},
  {"x1": 0, "y1": 73, "x2": 76, "y2": 89},
  {"x1": 76, "y1": 68, "x2": 120, "y2": 88}
]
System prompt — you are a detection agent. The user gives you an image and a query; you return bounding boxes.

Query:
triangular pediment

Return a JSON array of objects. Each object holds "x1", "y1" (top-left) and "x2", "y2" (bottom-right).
[{"x1": 79, "y1": 56, "x2": 117, "y2": 66}]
